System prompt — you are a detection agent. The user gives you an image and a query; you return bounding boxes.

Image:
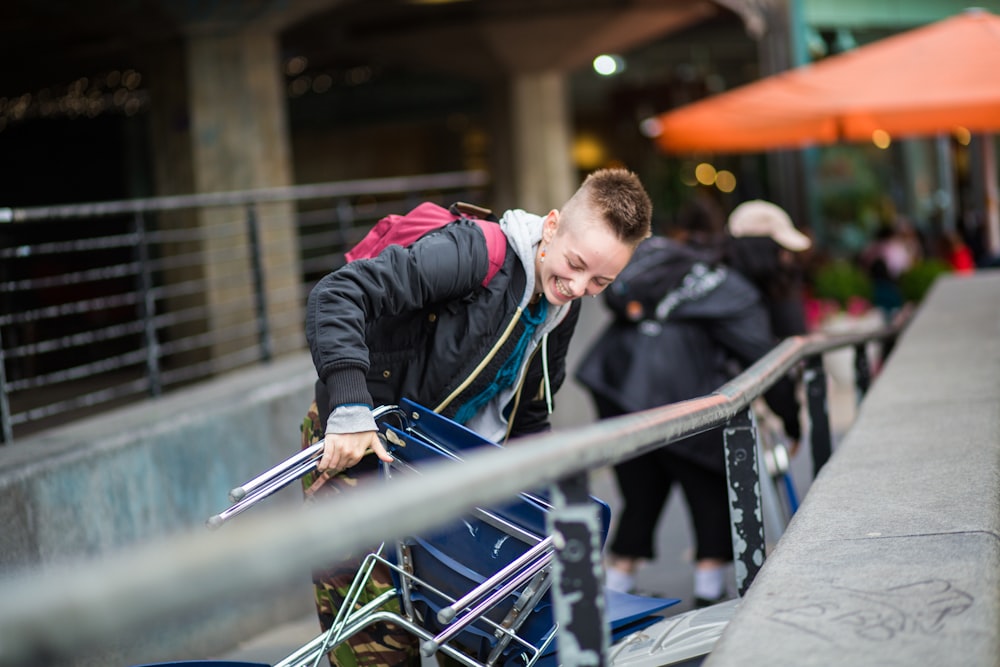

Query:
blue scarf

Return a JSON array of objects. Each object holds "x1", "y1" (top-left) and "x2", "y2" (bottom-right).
[{"x1": 453, "y1": 299, "x2": 548, "y2": 425}]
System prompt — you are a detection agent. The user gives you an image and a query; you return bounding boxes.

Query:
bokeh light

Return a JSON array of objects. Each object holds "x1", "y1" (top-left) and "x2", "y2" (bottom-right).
[
  {"x1": 715, "y1": 170, "x2": 736, "y2": 193},
  {"x1": 572, "y1": 134, "x2": 606, "y2": 170},
  {"x1": 285, "y1": 56, "x2": 308, "y2": 76},
  {"x1": 872, "y1": 129, "x2": 891, "y2": 149},
  {"x1": 695, "y1": 162, "x2": 717, "y2": 185},
  {"x1": 639, "y1": 117, "x2": 661, "y2": 138},
  {"x1": 679, "y1": 162, "x2": 698, "y2": 187},
  {"x1": 312, "y1": 74, "x2": 333, "y2": 94}
]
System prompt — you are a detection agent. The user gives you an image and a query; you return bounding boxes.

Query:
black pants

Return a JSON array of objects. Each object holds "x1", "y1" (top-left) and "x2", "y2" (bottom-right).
[{"x1": 593, "y1": 396, "x2": 733, "y2": 562}]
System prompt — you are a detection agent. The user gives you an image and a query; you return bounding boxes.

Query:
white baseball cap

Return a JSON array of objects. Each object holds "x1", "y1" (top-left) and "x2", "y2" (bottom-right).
[{"x1": 727, "y1": 200, "x2": 811, "y2": 252}]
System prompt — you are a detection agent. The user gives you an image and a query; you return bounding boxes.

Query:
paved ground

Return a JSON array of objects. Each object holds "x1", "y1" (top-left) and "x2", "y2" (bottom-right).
[{"x1": 214, "y1": 299, "x2": 862, "y2": 665}]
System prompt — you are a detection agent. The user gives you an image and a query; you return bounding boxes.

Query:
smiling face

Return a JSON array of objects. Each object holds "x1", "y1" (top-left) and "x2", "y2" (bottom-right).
[{"x1": 534, "y1": 209, "x2": 636, "y2": 306}]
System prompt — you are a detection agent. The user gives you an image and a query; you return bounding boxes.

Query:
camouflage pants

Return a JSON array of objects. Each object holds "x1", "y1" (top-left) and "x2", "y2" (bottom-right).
[{"x1": 301, "y1": 402, "x2": 420, "y2": 667}]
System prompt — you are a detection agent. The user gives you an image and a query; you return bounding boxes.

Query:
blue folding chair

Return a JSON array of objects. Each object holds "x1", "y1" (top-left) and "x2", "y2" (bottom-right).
[
  {"x1": 319, "y1": 398, "x2": 678, "y2": 666},
  {"x1": 203, "y1": 399, "x2": 681, "y2": 667}
]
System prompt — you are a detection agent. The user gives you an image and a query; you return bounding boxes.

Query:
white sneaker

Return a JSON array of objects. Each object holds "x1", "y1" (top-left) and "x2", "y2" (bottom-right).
[{"x1": 605, "y1": 567, "x2": 636, "y2": 594}]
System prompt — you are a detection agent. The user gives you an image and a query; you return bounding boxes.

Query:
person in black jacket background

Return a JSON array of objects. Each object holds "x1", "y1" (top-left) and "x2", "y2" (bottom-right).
[
  {"x1": 302, "y1": 168, "x2": 652, "y2": 667},
  {"x1": 575, "y1": 207, "x2": 801, "y2": 608}
]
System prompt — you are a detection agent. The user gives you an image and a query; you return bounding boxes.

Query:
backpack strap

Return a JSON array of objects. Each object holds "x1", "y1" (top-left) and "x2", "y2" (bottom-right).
[
  {"x1": 449, "y1": 201, "x2": 506, "y2": 286},
  {"x1": 472, "y1": 219, "x2": 507, "y2": 286}
]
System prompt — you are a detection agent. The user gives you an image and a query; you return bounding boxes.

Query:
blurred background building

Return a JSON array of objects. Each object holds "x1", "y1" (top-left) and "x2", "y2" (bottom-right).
[
  {"x1": 2, "y1": 0, "x2": 987, "y2": 228},
  {"x1": 0, "y1": 0, "x2": 992, "y2": 440}
]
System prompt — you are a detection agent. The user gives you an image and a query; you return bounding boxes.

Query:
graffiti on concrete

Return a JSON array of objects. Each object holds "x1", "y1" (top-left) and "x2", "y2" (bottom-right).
[{"x1": 768, "y1": 579, "x2": 973, "y2": 643}]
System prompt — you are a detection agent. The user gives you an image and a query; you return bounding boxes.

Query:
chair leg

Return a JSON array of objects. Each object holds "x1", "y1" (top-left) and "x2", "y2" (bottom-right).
[
  {"x1": 310, "y1": 547, "x2": 421, "y2": 666},
  {"x1": 485, "y1": 568, "x2": 553, "y2": 666}
]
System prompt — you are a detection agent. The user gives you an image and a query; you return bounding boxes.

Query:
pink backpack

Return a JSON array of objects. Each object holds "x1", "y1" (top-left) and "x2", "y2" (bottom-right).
[{"x1": 345, "y1": 202, "x2": 508, "y2": 287}]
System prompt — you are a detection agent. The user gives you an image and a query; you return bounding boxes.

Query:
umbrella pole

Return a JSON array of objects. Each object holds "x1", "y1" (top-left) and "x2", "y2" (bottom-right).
[
  {"x1": 983, "y1": 136, "x2": 1000, "y2": 258},
  {"x1": 937, "y1": 135, "x2": 957, "y2": 234}
]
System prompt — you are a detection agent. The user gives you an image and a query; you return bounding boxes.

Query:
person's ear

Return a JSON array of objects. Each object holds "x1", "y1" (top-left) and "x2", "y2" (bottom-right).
[{"x1": 543, "y1": 210, "x2": 560, "y2": 243}]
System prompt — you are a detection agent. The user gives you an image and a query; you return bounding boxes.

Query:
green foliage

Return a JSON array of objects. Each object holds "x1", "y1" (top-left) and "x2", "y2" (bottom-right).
[
  {"x1": 814, "y1": 145, "x2": 898, "y2": 256},
  {"x1": 898, "y1": 259, "x2": 951, "y2": 303},
  {"x1": 812, "y1": 259, "x2": 873, "y2": 309},
  {"x1": 815, "y1": 146, "x2": 883, "y2": 225}
]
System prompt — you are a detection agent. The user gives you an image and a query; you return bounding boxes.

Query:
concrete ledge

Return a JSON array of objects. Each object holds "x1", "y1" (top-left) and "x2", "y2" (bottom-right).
[
  {"x1": 706, "y1": 271, "x2": 1000, "y2": 667},
  {"x1": 0, "y1": 353, "x2": 319, "y2": 666}
]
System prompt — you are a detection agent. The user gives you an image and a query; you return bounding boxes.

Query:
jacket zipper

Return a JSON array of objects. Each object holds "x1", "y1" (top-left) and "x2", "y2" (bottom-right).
[{"x1": 433, "y1": 307, "x2": 524, "y2": 413}]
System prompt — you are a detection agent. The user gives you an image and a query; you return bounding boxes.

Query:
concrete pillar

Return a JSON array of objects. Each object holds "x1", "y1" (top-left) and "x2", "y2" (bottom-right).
[
  {"x1": 759, "y1": 0, "x2": 812, "y2": 233},
  {"x1": 186, "y1": 30, "x2": 302, "y2": 364},
  {"x1": 146, "y1": 29, "x2": 303, "y2": 372},
  {"x1": 484, "y1": 78, "x2": 516, "y2": 211},
  {"x1": 145, "y1": 42, "x2": 211, "y2": 371},
  {"x1": 509, "y1": 71, "x2": 576, "y2": 214}
]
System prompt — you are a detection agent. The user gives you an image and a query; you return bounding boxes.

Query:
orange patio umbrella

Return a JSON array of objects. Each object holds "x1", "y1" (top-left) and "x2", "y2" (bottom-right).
[{"x1": 650, "y1": 8, "x2": 1000, "y2": 154}]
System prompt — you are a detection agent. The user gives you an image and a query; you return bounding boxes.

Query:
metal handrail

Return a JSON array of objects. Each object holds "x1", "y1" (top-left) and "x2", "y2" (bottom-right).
[
  {"x1": 0, "y1": 170, "x2": 489, "y2": 222},
  {"x1": 0, "y1": 316, "x2": 908, "y2": 667}
]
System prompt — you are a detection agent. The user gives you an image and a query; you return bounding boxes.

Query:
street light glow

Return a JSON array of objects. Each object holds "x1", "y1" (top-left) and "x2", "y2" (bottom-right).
[{"x1": 593, "y1": 54, "x2": 624, "y2": 76}]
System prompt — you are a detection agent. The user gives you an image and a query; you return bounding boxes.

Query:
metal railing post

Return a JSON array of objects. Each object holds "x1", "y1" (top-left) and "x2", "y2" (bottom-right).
[
  {"x1": 0, "y1": 327, "x2": 11, "y2": 444},
  {"x1": 246, "y1": 203, "x2": 272, "y2": 362},
  {"x1": 804, "y1": 353, "x2": 833, "y2": 475},
  {"x1": 854, "y1": 342, "x2": 871, "y2": 399},
  {"x1": 134, "y1": 211, "x2": 162, "y2": 397},
  {"x1": 723, "y1": 407, "x2": 765, "y2": 596},
  {"x1": 547, "y1": 472, "x2": 608, "y2": 666}
]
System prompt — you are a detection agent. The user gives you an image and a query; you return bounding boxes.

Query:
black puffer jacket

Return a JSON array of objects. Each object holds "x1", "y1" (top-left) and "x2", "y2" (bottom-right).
[
  {"x1": 306, "y1": 219, "x2": 581, "y2": 438},
  {"x1": 575, "y1": 236, "x2": 800, "y2": 471}
]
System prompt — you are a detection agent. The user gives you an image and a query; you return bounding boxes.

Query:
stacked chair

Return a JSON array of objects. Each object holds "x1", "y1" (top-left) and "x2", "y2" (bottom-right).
[{"x1": 146, "y1": 400, "x2": 738, "y2": 667}]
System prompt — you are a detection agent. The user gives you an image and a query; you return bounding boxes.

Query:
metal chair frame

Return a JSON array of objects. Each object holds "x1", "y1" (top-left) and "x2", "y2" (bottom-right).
[
  {"x1": 208, "y1": 401, "x2": 677, "y2": 667},
  {"x1": 211, "y1": 405, "x2": 567, "y2": 666}
]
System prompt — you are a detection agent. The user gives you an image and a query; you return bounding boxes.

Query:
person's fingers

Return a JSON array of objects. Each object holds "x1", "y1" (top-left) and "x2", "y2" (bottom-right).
[
  {"x1": 321, "y1": 432, "x2": 355, "y2": 471},
  {"x1": 319, "y1": 431, "x2": 389, "y2": 472},
  {"x1": 319, "y1": 433, "x2": 339, "y2": 472},
  {"x1": 369, "y1": 433, "x2": 394, "y2": 463},
  {"x1": 341, "y1": 432, "x2": 368, "y2": 469}
]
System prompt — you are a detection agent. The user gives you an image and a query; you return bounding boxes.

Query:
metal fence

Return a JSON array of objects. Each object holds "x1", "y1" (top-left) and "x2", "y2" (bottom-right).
[
  {"x1": 0, "y1": 321, "x2": 906, "y2": 667},
  {"x1": 0, "y1": 170, "x2": 489, "y2": 443}
]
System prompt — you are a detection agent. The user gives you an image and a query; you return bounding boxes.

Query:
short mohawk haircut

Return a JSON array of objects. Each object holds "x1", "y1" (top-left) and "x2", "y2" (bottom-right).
[{"x1": 576, "y1": 168, "x2": 652, "y2": 246}]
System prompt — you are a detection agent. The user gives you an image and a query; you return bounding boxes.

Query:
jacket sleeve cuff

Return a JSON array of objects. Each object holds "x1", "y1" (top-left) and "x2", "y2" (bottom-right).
[
  {"x1": 326, "y1": 404, "x2": 378, "y2": 435},
  {"x1": 324, "y1": 367, "x2": 373, "y2": 414}
]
